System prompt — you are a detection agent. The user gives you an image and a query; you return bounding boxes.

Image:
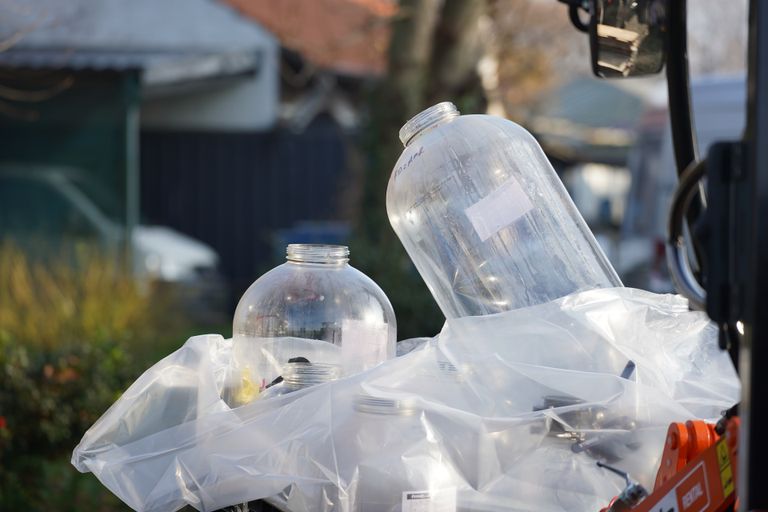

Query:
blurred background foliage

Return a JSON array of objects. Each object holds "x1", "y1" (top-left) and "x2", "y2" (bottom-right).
[
  {"x1": 0, "y1": 0, "x2": 749, "y2": 509},
  {"x1": 0, "y1": 242, "x2": 188, "y2": 510}
]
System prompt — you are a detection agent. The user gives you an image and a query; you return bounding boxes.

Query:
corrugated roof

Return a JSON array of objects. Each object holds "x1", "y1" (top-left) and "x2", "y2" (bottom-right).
[
  {"x1": 0, "y1": 0, "x2": 275, "y2": 52},
  {"x1": 0, "y1": 47, "x2": 260, "y2": 86},
  {"x1": 0, "y1": 0, "x2": 274, "y2": 83},
  {"x1": 224, "y1": 0, "x2": 395, "y2": 76},
  {"x1": 0, "y1": 48, "x2": 163, "y2": 71}
]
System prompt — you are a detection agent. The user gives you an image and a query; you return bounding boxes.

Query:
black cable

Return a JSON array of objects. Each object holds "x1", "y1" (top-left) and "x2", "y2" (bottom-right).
[
  {"x1": 558, "y1": 0, "x2": 589, "y2": 33},
  {"x1": 667, "y1": 159, "x2": 707, "y2": 310},
  {"x1": 569, "y1": 4, "x2": 589, "y2": 32},
  {"x1": 666, "y1": 0, "x2": 698, "y2": 175},
  {"x1": 665, "y1": 0, "x2": 707, "y2": 274},
  {"x1": 668, "y1": 160, "x2": 706, "y2": 247}
]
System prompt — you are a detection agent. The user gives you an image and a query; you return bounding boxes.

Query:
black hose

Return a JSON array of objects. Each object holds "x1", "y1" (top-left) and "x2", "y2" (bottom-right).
[
  {"x1": 665, "y1": 0, "x2": 706, "y2": 277},
  {"x1": 667, "y1": 159, "x2": 707, "y2": 310},
  {"x1": 666, "y1": 0, "x2": 698, "y2": 176},
  {"x1": 569, "y1": 4, "x2": 589, "y2": 32}
]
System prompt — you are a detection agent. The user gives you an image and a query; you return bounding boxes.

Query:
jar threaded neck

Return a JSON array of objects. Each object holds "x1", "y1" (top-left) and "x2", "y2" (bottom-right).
[
  {"x1": 286, "y1": 244, "x2": 349, "y2": 264},
  {"x1": 283, "y1": 362, "x2": 339, "y2": 389},
  {"x1": 354, "y1": 393, "x2": 418, "y2": 415},
  {"x1": 399, "y1": 102, "x2": 460, "y2": 146}
]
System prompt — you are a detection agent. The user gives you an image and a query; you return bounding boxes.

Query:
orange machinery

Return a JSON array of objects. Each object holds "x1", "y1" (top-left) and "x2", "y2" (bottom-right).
[{"x1": 600, "y1": 415, "x2": 740, "y2": 512}]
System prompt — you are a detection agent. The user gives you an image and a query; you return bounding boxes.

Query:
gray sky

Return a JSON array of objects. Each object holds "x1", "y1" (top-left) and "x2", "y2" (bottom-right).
[{"x1": 688, "y1": 0, "x2": 748, "y2": 77}]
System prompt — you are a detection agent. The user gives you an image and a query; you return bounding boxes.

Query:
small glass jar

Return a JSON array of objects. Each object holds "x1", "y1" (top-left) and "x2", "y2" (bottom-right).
[
  {"x1": 348, "y1": 394, "x2": 467, "y2": 512},
  {"x1": 228, "y1": 244, "x2": 396, "y2": 405},
  {"x1": 362, "y1": 357, "x2": 493, "y2": 491}
]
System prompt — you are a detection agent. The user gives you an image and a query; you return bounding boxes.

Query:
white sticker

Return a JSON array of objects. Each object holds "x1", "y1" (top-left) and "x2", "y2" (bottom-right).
[
  {"x1": 464, "y1": 176, "x2": 533, "y2": 242},
  {"x1": 341, "y1": 319, "x2": 391, "y2": 373},
  {"x1": 653, "y1": 489, "x2": 679, "y2": 512},
  {"x1": 402, "y1": 488, "x2": 457, "y2": 512}
]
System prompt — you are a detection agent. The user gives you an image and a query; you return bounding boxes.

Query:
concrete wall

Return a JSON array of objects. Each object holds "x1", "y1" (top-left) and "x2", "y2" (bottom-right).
[{"x1": 139, "y1": 46, "x2": 279, "y2": 131}]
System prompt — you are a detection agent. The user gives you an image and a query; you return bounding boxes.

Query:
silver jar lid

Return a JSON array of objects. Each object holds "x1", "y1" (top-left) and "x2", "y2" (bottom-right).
[
  {"x1": 283, "y1": 362, "x2": 340, "y2": 390},
  {"x1": 354, "y1": 393, "x2": 419, "y2": 416}
]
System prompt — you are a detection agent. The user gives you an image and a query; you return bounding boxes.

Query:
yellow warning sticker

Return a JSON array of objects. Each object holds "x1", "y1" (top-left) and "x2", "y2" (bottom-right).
[
  {"x1": 720, "y1": 463, "x2": 735, "y2": 497},
  {"x1": 717, "y1": 440, "x2": 735, "y2": 497},
  {"x1": 716, "y1": 441, "x2": 730, "y2": 470}
]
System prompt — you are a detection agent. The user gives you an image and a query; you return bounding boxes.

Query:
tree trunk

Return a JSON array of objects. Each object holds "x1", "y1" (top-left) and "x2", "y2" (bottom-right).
[
  {"x1": 388, "y1": 0, "x2": 443, "y2": 117},
  {"x1": 428, "y1": 0, "x2": 487, "y2": 110}
]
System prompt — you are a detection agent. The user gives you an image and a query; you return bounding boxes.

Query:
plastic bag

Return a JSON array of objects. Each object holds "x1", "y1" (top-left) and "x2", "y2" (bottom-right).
[{"x1": 72, "y1": 288, "x2": 739, "y2": 512}]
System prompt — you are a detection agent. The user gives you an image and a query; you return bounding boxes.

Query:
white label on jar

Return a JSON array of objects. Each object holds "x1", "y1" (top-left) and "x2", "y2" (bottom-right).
[
  {"x1": 341, "y1": 319, "x2": 390, "y2": 373},
  {"x1": 464, "y1": 176, "x2": 533, "y2": 241},
  {"x1": 402, "y1": 488, "x2": 457, "y2": 512}
]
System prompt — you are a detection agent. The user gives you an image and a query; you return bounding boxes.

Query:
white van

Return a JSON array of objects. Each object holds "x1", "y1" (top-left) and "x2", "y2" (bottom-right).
[{"x1": 0, "y1": 164, "x2": 227, "y2": 318}]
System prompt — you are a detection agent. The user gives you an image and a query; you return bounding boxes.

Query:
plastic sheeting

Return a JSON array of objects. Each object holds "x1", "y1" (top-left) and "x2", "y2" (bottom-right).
[{"x1": 72, "y1": 288, "x2": 739, "y2": 512}]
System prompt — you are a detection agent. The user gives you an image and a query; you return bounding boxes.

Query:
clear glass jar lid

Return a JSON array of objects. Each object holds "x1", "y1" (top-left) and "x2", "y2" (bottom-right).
[
  {"x1": 354, "y1": 393, "x2": 419, "y2": 415},
  {"x1": 283, "y1": 362, "x2": 340, "y2": 390}
]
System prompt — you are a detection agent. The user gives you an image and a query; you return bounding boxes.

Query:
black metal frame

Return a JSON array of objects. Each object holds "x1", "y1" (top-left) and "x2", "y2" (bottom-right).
[
  {"x1": 658, "y1": 0, "x2": 767, "y2": 507},
  {"x1": 587, "y1": 2, "x2": 599, "y2": 74},
  {"x1": 702, "y1": 1, "x2": 768, "y2": 507},
  {"x1": 577, "y1": 0, "x2": 768, "y2": 507},
  {"x1": 664, "y1": 0, "x2": 698, "y2": 179},
  {"x1": 663, "y1": 0, "x2": 708, "y2": 276},
  {"x1": 658, "y1": 0, "x2": 768, "y2": 506},
  {"x1": 740, "y1": 1, "x2": 768, "y2": 508}
]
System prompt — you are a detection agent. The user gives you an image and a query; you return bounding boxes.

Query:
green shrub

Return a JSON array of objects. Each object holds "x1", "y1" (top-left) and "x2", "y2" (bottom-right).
[{"x1": 0, "y1": 243, "x2": 181, "y2": 509}]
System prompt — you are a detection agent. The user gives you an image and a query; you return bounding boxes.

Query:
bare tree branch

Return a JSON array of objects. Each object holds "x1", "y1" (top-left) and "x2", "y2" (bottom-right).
[
  {"x1": 0, "y1": 76, "x2": 74, "y2": 102},
  {"x1": 0, "y1": 98, "x2": 39, "y2": 121},
  {"x1": 0, "y1": 24, "x2": 35, "y2": 53},
  {"x1": 0, "y1": 1, "x2": 51, "y2": 53}
]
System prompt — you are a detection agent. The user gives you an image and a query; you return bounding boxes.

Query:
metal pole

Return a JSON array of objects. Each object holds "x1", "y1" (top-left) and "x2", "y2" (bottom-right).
[{"x1": 125, "y1": 73, "x2": 140, "y2": 272}]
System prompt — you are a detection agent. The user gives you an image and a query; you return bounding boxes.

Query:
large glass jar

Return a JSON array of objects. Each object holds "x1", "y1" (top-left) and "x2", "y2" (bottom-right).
[
  {"x1": 387, "y1": 102, "x2": 621, "y2": 318},
  {"x1": 229, "y1": 244, "x2": 396, "y2": 404}
]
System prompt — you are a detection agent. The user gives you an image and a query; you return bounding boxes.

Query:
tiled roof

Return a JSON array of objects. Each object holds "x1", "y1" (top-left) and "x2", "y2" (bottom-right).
[{"x1": 223, "y1": 0, "x2": 395, "y2": 76}]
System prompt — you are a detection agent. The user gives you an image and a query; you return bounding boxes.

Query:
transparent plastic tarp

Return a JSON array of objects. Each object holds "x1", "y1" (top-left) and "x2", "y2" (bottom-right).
[{"x1": 72, "y1": 288, "x2": 739, "y2": 512}]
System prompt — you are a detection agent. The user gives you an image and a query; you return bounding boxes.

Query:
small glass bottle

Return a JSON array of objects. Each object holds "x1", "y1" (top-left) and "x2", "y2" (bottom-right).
[
  {"x1": 347, "y1": 394, "x2": 466, "y2": 512},
  {"x1": 229, "y1": 244, "x2": 396, "y2": 405},
  {"x1": 387, "y1": 102, "x2": 621, "y2": 318}
]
